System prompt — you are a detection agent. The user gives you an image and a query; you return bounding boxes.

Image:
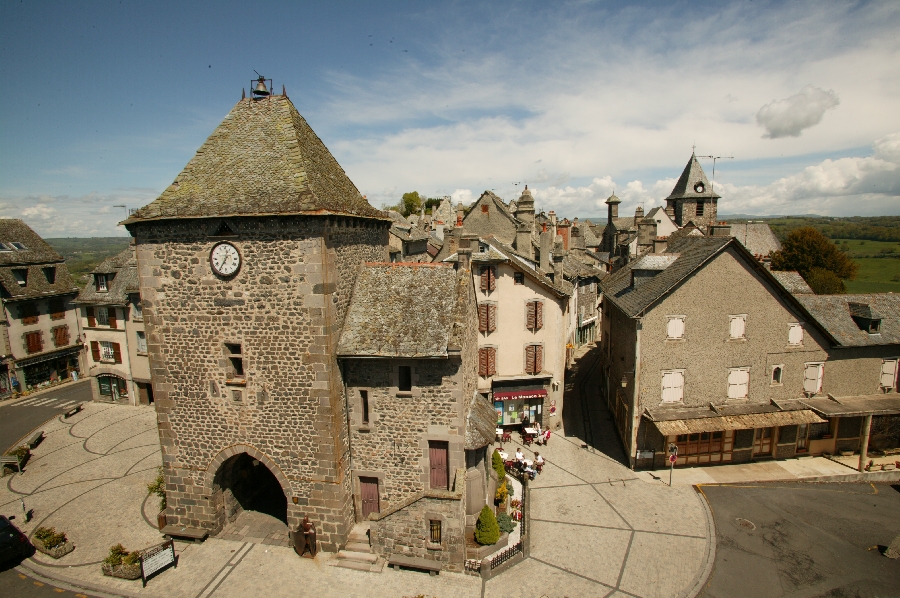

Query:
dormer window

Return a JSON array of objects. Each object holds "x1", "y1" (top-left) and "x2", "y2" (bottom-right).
[
  {"x1": 96, "y1": 274, "x2": 108, "y2": 292},
  {"x1": 12, "y1": 269, "x2": 27, "y2": 286},
  {"x1": 43, "y1": 267, "x2": 56, "y2": 284},
  {"x1": 848, "y1": 302, "x2": 882, "y2": 335}
]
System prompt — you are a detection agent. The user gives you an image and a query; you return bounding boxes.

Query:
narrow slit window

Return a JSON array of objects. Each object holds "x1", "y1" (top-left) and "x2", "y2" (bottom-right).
[
  {"x1": 430, "y1": 520, "x2": 442, "y2": 544},
  {"x1": 398, "y1": 366, "x2": 412, "y2": 392},
  {"x1": 360, "y1": 390, "x2": 370, "y2": 424},
  {"x1": 225, "y1": 343, "x2": 244, "y2": 379},
  {"x1": 771, "y1": 366, "x2": 783, "y2": 385}
]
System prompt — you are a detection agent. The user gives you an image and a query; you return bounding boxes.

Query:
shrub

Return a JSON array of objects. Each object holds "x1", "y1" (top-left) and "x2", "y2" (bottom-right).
[
  {"x1": 491, "y1": 449, "x2": 506, "y2": 482},
  {"x1": 475, "y1": 505, "x2": 500, "y2": 546},
  {"x1": 495, "y1": 481, "x2": 508, "y2": 504},
  {"x1": 5, "y1": 445, "x2": 28, "y2": 460},
  {"x1": 147, "y1": 467, "x2": 167, "y2": 511},
  {"x1": 104, "y1": 543, "x2": 140, "y2": 566},
  {"x1": 34, "y1": 527, "x2": 67, "y2": 549},
  {"x1": 497, "y1": 512, "x2": 517, "y2": 534}
]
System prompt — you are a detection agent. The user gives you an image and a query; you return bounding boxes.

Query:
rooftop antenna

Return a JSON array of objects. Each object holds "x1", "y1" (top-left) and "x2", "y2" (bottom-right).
[{"x1": 695, "y1": 153, "x2": 734, "y2": 193}]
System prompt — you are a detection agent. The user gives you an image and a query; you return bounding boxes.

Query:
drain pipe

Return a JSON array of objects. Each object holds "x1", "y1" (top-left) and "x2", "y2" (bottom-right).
[{"x1": 858, "y1": 414, "x2": 872, "y2": 472}]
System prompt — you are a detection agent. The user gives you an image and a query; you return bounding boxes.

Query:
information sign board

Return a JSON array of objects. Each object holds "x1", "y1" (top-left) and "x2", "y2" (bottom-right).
[{"x1": 141, "y1": 539, "x2": 176, "y2": 586}]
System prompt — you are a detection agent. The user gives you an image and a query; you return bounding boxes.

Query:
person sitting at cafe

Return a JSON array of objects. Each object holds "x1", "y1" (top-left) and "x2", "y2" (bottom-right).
[
  {"x1": 523, "y1": 462, "x2": 536, "y2": 480},
  {"x1": 542, "y1": 429, "x2": 551, "y2": 445},
  {"x1": 534, "y1": 452, "x2": 544, "y2": 473},
  {"x1": 515, "y1": 447, "x2": 524, "y2": 463}
]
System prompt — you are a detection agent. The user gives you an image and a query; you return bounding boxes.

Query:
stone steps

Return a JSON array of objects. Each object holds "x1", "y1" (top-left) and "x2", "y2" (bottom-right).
[
  {"x1": 330, "y1": 522, "x2": 384, "y2": 573},
  {"x1": 337, "y1": 550, "x2": 378, "y2": 563}
]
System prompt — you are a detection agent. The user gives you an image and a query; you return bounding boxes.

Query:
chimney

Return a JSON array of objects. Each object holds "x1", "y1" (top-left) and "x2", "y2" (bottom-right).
[
  {"x1": 557, "y1": 220, "x2": 570, "y2": 250},
  {"x1": 634, "y1": 205, "x2": 644, "y2": 225},
  {"x1": 637, "y1": 217, "x2": 657, "y2": 248},
  {"x1": 549, "y1": 211, "x2": 558, "y2": 238},
  {"x1": 456, "y1": 203, "x2": 464, "y2": 228},
  {"x1": 710, "y1": 221, "x2": 731, "y2": 237},
  {"x1": 516, "y1": 223, "x2": 533, "y2": 259},
  {"x1": 540, "y1": 230, "x2": 551, "y2": 272},
  {"x1": 551, "y1": 237, "x2": 566, "y2": 281},
  {"x1": 665, "y1": 204, "x2": 675, "y2": 220},
  {"x1": 653, "y1": 237, "x2": 668, "y2": 253},
  {"x1": 458, "y1": 234, "x2": 477, "y2": 272},
  {"x1": 435, "y1": 223, "x2": 444, "y2": 241}
]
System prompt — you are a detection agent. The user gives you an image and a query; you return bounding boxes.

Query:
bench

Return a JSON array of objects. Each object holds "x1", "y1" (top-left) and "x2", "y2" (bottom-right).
[
  {"x1": 0, "y1": 455, "x2": 21, "y2": 474},
  {"x1": 64, "y1": 403, "x2": 84, "y2": 418},
  {"x1": 388, "y1": 554, "x2": 441, "y2": 576},
  {"x1": 28, "y1": 431, "x2": 44, "y2": 449},
  {"x1": 160, "y1": 525, "x2": 208, "y2": 543}
]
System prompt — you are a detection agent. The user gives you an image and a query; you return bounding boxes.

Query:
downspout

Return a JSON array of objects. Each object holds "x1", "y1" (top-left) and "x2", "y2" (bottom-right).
[{"x1": 630, "y1": 317, "x2": 642, "y2": 470}]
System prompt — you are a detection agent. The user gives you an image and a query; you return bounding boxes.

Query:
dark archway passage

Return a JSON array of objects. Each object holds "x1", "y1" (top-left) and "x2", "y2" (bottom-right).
[{"x1": 213, "y1": 452, "x2": 288, "y2": 524}]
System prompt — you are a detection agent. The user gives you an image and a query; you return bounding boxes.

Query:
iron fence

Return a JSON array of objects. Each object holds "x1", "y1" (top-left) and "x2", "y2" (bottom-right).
[{"x1": 490, "y1": 541, "x2": 522, "y2": 569}]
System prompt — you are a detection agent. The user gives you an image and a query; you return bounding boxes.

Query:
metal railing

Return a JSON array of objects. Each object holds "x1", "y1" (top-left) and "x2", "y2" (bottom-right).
[{"x1": 490, "y1": 540, "x2": 522, "y2": 569}]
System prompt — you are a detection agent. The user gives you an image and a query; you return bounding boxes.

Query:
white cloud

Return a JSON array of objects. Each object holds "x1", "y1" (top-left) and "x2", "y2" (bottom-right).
[
  {"x1": 756, "y1": 86, "x2": 840, "y2": 139},
  {"x1": 21, "y1": 204, "x2": 57, "y2": 220}
]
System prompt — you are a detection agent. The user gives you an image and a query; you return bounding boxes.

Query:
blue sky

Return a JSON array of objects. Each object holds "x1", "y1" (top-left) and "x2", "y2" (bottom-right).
[{"x1": 1, "y1": 1, "x2": 899, "y2": 237}]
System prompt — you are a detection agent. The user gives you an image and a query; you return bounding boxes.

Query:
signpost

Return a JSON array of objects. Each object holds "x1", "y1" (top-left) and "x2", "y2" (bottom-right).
[
  {"x1": 668, "y1": 443, "x2": 678, "y2": 487},
  {"x1": 140, "y1": 539, "x2": 176, "y2": 587}
]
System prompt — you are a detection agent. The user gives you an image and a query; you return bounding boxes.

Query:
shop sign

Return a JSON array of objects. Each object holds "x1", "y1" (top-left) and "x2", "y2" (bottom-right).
[{"x1": 493, "y1": 389, "x2": 548, "y2": 401}]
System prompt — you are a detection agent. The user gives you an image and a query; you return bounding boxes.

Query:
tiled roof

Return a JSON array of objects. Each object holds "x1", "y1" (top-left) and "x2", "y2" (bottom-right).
[
  {"x1": 74, "y1": 247, "x2": 139, "y2": 306},
  {"x1": 600, "y1": 237, "x2": 732, "y2": 318},
  {"x1": 771, "y1": 271, "x2": 814, "y2": 294},
  {"x1": 466, "y1": 393, "x2": 498, "y2": 449},
  {"x1": 795, "y1": 293, "x2": 900, "y2": 347},
  {"x1": 0, "y1": 219, "x2": 65, "y2": 265},
  {"x1": 471, "y1": 236, "x2": 573, "y2": 297},
  {"x1": 337, "y1": 263, "x2": 466, "y2": 358},
  {"x1": 630, "y1": 254, "x2": 680, "y2": 271},
  {"x1": 125, "y1": 96, "x2": 385, "y2": 223},
  {"x1": 664, "y1": 154, "x2": 721, "y2": 201},
  {"x1": 729, "y1": 223, "x2": 781, "y2": 258},
  {"x1": 611, "y1": 217, "x2": 638, "y2": 232}
]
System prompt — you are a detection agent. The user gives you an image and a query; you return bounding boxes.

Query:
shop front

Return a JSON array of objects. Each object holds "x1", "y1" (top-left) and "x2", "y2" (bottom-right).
[
  {"x1": 98, "y1": 375, "x2": 129, "y2": 401},
  {"x1": 493, "y1": 388, "x2": 548, "y2": 428},
  {"x1": 18, "y1": 348, "x2": 81, "y2": 390}
]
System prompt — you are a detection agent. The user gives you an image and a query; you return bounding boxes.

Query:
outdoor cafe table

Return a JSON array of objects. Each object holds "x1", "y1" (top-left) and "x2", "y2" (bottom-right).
[
  {"x1": 498, "y1": 451, "x2": 509, "y2": 460},
  {"x1": 524, "y1": 428, "x2": 539, "y2": 436}
]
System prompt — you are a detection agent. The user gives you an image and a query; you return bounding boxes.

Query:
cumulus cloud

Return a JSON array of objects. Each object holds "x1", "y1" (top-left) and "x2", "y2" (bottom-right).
[
  {"x1": 756, "y1": 86, "x2": 840, "y2": 139},
  {"x1": 21, "y1": 204, "x2": 57, "y2": 220}
]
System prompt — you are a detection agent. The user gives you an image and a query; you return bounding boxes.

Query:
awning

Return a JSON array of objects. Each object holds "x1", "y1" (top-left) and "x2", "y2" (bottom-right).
[
  {"x1": 16, "y1": 346, "x2": 82, "y2": 369},
  {"x1": 648, "y1": 409, "x2": 826, "y2": 436},
  {"x1": 801, "y1": 395, "x2": 900, "y2": 417},
  {"x1": 493, "y1": 389, "x2": 547, "y2": 401}
]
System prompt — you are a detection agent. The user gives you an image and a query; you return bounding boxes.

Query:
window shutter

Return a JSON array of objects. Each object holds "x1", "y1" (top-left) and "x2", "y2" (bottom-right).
[
  {"x1": 112, "y1": 342, "x2": 122, "y2": 364},
  {"x1": 534, "y1": 345, "x2": 543, "y2": 373},
  {"x1": 479, "y1": 348, "x2": 487, "y2": 377},
  {"x1": 662, "y1": 371, "x2": 684, "y2": 403},
  {"x1": 526, "y1": 302, "x2": 535, "y2": 329},
  {"x1": 91, "y1": 341, "x2": 101, "y2": 362},
  {"x1": 881, "y1": 359, "x2": 897, "y2": 389},
  {"x1": 730, "y1": 316, "x2": 745, "y2": 339},
  {"x1": 108, "y1": 308, "x2": 117, "y2": 329},
  {"x1": 728, "y1": 369, "x2": 749, "y2": 399},
  {"x1": 535, "y1": 302, "x2": 543, "y2": 330},
  {"x1": 525, "y1": 345, "x2": 535, "y2": 374},
  {"x1": 667, "y1": 317, "x2": 684, "y2": 339},
  {"x1": 480, "y1": 267, "x2": 488, "y2": 291},
  {"x1": 478, "y1": 304, "x2": 488, "y2": 332},
  {"x1": 487, "y1": 347, "x2": 496, "y2": 376},
  {"x1": 804, "y1": 364, "x2": 822, "y2": 394},
  {"x1": 87, "y1": 306, "x2": 96, "y2": 327},
  {"x1": 484, "y1": 266, "x2": 495, "y2": 292},
  {"x1": 488, "y1": 304, "x2": 497, "y2": 332}
]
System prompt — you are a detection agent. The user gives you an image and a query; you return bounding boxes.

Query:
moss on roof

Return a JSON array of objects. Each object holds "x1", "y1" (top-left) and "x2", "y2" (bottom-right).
[{"x1": 125, "y1": 95, "x2": 386, "y2": 223}]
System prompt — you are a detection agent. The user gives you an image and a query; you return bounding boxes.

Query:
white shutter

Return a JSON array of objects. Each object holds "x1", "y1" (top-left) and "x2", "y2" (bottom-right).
[
  {"x1": 881, "y1": 359, "x2": 898, "y2": 389},
  {"x1": 804, "y1": 363, "x2": 823, "y2": 394},
  {"x1": 662, "y1": 371, "x2": 684, "y2": 403},
  {"x1": 729, "y1": 316, "x2": 746, "y2": 339},
  {"x1": 788, "y1": 324, "x2": 803, "y2": 346},
  {"x1": 728, "y1": 369, "x2": 749, "y2": 399}
]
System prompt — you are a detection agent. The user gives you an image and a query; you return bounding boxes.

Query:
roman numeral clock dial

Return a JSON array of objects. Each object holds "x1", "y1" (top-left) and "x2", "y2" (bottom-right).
[{"x1": 210, "y1": 242, "x2": 241, "y2": 277}]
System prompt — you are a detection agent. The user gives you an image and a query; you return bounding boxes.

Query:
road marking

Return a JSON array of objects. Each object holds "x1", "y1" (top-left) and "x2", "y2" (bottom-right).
[
  {"x1": 195, "y1": 541, "x2": 254, "y2": 598},
  {"x1": 54, "y1": 588, "x2": 65, "y2": 593},
  {"x1": 34, "y1": 580, "x2": 44, "y2": 586}
]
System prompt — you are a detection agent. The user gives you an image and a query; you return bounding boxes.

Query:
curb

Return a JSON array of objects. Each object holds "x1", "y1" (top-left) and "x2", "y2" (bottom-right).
[
  {"x1": 681, "y1": 486, "x2": 717, "y2": 598},
  {"x1": 1, "y1": 378, "x2": 89, "y2": 405},
  {"x1": 17, "y1": 560, "x2": 140, "y2": 598}
]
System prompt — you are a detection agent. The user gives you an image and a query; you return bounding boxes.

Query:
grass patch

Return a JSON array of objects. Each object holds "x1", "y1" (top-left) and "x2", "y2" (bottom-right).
[{"x1": 833, "y1": 239, "x2": 900, "y2": 294}]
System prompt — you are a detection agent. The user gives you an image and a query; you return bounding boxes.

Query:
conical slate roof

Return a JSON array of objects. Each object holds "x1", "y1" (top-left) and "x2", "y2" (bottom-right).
[
  {"x1": 605, "y1": 193, "x2": 621, "y2": 205},
  {"x1": 665, "y1": 154, "x2": 721, "y2": 201},
  {"x1": 125, "y1": 95, "x2": 386, "y2": 223}
]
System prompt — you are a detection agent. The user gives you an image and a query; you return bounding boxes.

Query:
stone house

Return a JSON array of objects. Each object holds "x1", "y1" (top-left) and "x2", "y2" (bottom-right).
[
  {"x1": 599, "y1": 235, "x2": 900, "y2": 469},
  {"x1": 336, "y1": 262, "x2": 494, "y2": 571},
  {"x1": 124, "y1": 90, "x2": 391, "y2": 552},
  {"x1": 386, "y1": 210, "x2": 430, "y2": 262},
  {"x1": 74, "y1": 245, "x2": 152, "y2": 405},
  {"x1": 0, "y1": 219, "x2": 82, "y2": 396}
]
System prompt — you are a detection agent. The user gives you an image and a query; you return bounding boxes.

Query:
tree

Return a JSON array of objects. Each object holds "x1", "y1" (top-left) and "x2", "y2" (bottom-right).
[
  {"x1": 492, "y1": 448, "x2": 506, "y2": 483},
  {"x1": 771, "y1": 227, "x2": 858, "y2": 293},
  {"x1": 475, "y1": 505, "x2": 500, "y2": 545},
  {"x1": 806, "y1": 267, "x2": 846, "y2": 294},
  {"x1": 401, "y1": 191, "x2": 422, "y2": 217}
]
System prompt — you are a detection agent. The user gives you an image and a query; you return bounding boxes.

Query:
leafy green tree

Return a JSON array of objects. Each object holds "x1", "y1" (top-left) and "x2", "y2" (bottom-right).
[
  {"x1": 475, "y1": 505, "x2": 500, "y2": 545},
  {"x1": 771, "y1": 227, "x2": 858, "y2": 291},
  {"x1": 492, "y1": 449, "x2": 506, "y2": 482},
  {"x1": 806, "y1": 267, "x2": 846, "y2": 294},
  {"x1": 401, "y1": 191, "x2": 422, "y2": 217}
]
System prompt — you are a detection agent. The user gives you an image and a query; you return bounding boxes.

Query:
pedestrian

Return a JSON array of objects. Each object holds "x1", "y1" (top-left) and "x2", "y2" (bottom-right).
[{"x1": 535, "y1": 452, "x2": 544, "y2": 473}]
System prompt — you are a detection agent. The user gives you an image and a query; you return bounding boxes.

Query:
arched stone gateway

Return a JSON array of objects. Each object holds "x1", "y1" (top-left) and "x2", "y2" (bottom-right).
[{"x1": 209, "y1": 447, "x2": 289, "y2": 534}]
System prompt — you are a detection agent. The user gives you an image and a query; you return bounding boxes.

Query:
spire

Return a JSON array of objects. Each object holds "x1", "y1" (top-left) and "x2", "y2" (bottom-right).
[{"x1": 665, "y1": 154, "x2": 720, "y2": 201}]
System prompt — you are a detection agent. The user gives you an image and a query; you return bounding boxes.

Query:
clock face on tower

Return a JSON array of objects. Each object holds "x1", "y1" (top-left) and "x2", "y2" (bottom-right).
[
  {"x1": 210, "y1": 242, "x2": 241, "y2": 277},
  {"x1": 694, "y1": 182, "x2": 705, "y2": 194}
]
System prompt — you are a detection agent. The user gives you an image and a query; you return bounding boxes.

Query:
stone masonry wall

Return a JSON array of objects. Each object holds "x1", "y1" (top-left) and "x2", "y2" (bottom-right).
[{"x1": 130, "y1": 215, "x2": 387, "y2": 552}]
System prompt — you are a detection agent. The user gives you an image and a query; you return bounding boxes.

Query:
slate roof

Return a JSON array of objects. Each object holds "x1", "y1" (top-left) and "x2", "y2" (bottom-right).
[
  {"x1": 771, "y1": 271, "x2": 814, "y2": 295},
  {"x1": 387, "y1": 211, "x2": 431, "y2": 242},
  {"x1": 600, "y1": 237, "x2": 732, "y2": 317},
  {"x1": 611, "y1": 217, "x2": 638, "y2": 232},
  {"x1": 664, "y1": 154, "x2": 721, "y2": 201},
  {"x1": 0, "y1": 219, "x2": 65, "y2": 265},
  {"x1": 74, "y1": 247, "x2": 139, "y2": 306},
  {"x1": 465, "y1": 393, "x2": 497, "y2": 449},
  {"x1": 337, "y1": 263, "x2": 467, "y2": 358},
  {"x1": 579, "y1": 223, "x2": 601, "y2": 248},
  {"x1": 795, "y1": 294, "x2": 900, "y2": 347},
  {"x1": 630, "y1": 254, "x2": 680, "y2": 271},
  {"x1": 470, "y1": 236, "x2": 573, "y2": 297},
  {"x1": 124, "y1": 95, "x2": 385, "y2": 224},
  {"x1": 729, "y1": 223, "x2": 781, "y2": 258}
]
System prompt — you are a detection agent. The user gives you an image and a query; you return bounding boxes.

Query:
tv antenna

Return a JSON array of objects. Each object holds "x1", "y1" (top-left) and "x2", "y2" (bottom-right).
[{"x1": 695, "y1": 153, "x2": 733, "y2": 193}]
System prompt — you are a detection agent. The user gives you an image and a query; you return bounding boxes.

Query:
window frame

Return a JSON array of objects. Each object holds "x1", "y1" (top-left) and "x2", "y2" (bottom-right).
[
  {"x1": 771, "y1": 364, "x2": 784, "y2": 386},
  {"x1": 524, "y1": 343, "x2": 544, "y2": 375},
  {"x1": 513, "y1": 272, "x2": 525, "y2": 285},
  {"x1": 97, "y1": 306, "x2": 110, "y2": 326},
  {"x1": 728, "y1": 314, "x2": 747, "y2": 340},
  {"x1": 136, "y1": 331, "x2": 147, "y2": 354},
  {"x1": 100, "y1": 340, "x2": 116, "y2": 361},
  {"x1": 96, "y1": 274, "x2": 108, "y2": 292},
  {"x1": 225, "y1": 343, "x2": 244, "y2": 381},
  {"x1": 788, "y1": 322, "x2": 803, "y2": 346},
  {"x1": 666, "y1": 315, "x2": 686, "y2": 340}
]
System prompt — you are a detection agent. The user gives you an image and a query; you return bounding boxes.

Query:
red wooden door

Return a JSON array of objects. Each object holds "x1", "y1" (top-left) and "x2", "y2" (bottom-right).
[
  {"x1": 429, "y1": 441, "x2": 449, "y2": 489},
  {"x1": 359, "y1": 477, "x2": 380, "y2": 519}
]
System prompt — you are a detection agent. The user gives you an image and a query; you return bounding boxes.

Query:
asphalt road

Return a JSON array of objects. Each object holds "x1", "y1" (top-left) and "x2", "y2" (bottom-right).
[
  {"x1": 0, "y1": 381, "x2": 93, "y2": 452},
  {"x1": 699, "y1": 481, "x2": 900, "y2": 598},
  {"x1": 0, "y1": 561, "x2": 104, "y2": 598}
]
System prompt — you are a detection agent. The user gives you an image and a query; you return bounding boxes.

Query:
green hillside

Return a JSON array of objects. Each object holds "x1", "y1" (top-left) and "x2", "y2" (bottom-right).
[{"x1": 46, "y1": 237, "x2": 132, "y2": 286}]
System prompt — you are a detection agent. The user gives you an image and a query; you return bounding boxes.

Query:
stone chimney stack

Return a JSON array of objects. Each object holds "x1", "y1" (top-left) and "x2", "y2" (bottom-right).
[
  {"x1": 434, "y1": 223, "x2": 444, "y2": 241},
  {"x1": 557, "y1": 219, "x2": 571, "y2": 251},
  {"x1": 653, "y1": 237, "x2": 668, "y2": 253},
  {"x1": 549, "y1": 211, "x2": 558, "y2": 238},
  {"x1": 637, "y1": 216, "x2": 657, "y2": 248},
  {"x1": 540, "y1": 230, "x2": 551, "y2": 272},
  {"x1": 516, "y1": 223, "x2": 533, "y2": 259},
  {"x1": 515, "y1": 185, "x2": 535, "y2": 228},
  {"x1": 458, "y1": 234, "x2": 477, "y2": 272},
  {"x1": 634, "y1": 205, "x2": 644, "y2": 225},
  {"x1": 456, "y1": 203, "x2": 464, "y2": 228},
  {"x1": 551, "y1": 237, "x2": 566, "y2": 281}
]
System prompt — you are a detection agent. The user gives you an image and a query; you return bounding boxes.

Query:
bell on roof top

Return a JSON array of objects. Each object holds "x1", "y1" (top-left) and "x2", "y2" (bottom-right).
[{"x1": 252, "y1": 76, "x2": 270, "y2": 97}]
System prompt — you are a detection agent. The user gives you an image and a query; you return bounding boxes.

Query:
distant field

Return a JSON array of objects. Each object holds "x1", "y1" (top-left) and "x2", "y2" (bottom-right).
[
  {"x1": 46, "y1": 237, "x2": 132, "y2": 286},
  {"x1": 834, "y1": 238, "x2": 900, "y2": 294}
]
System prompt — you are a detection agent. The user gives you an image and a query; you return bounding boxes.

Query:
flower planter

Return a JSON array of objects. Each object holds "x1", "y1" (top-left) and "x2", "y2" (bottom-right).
[
  {"x1": 34, "y1": 539, "x2": 74, "y2": 559},
  {"x1": 883, "y1": 463, "x2": 896, "y2": 471},
  {"x1": 102, "y1": 562, "x2": 142, "y2": 580}
]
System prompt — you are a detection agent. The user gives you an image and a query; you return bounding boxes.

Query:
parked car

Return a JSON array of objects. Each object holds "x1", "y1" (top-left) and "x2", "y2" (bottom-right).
[{"x1": 0, "y1": 515, "x2": 31, "y2": 563}]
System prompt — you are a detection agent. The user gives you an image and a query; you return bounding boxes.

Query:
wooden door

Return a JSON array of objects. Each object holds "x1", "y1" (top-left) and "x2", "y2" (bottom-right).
[
  {"x1": 359, "y1": 477, "x2": 380, "y2": 519},
  {"x1": 429, "y1": 441, "x2": 449, "y2": 490},
  {"x1": 754, "y1": 428, "x2": 773, "y2": 456}
]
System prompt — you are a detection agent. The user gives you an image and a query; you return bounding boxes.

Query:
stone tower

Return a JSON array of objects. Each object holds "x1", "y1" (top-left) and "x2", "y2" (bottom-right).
[
  {"x1": 514, "y1": 185, "x2": 535, "y2": 227},
  {"x1": 664, "y1": 153, "x2": 720, "y2": 229},
  {"x1": 605, "y1": 192, "x2": 621, "y2": 221},
  {"x1": 123, "y1": 90, "x2": 389, "y2": 551}
]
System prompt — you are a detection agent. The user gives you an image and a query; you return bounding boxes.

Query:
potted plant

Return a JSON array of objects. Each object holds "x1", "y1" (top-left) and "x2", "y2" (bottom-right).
[
  {"x1": 147, "y1": 467, "x2": 167, "y2": 529},
  {"x1": 101, "y1": 544, "x2": 142, "y2": 580},
  {"x1": 32, "y1": 526, "x2": 74, "y2": 559},
  {"x1": 494, "y1": 480, "x2": 509, "y2": 511}
]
